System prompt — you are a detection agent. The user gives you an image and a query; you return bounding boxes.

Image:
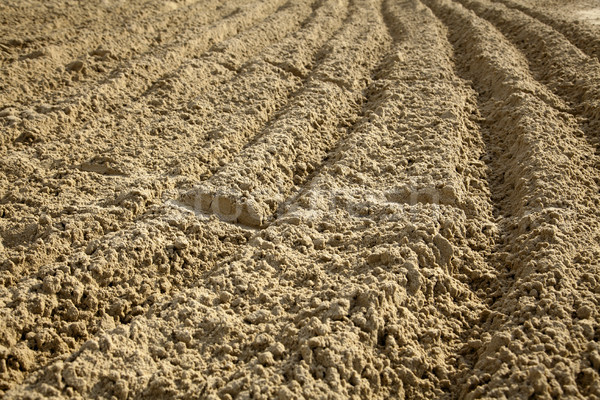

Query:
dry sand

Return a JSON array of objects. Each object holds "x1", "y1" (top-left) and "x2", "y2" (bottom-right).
[{"x1": 1, "y1": 0, "x2": 600, "y2": 398}]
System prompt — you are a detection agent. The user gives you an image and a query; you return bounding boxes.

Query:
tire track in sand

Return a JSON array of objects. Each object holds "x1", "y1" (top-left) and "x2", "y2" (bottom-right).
[
  {"x1": 456, "y1": 0, "x2": 600, "y2": 150},
  {"x1": 181, "y1": 0, "x2": 391, "y2": 228},
  {"x1": 492, "y1": 0, "x2": 600, "y2": 61},
  {"x1": 426, "y1": 0, "x2": 600, "y2": 397}
]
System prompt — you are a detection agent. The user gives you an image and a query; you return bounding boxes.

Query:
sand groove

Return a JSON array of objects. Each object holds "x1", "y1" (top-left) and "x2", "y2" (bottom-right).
[
  {"x1": 426, "y1": 0, "x2": 600, "y2": 397},
  {"x1": 456, "y1": 0, "x2": 600, "y2": 151},
  {"x1": 492, "y1": 0, "x2": 600, "y2": 61},
  {"x1": 1, "y1": 0, "x2": 600, "y2": 398},
  {"x1": 182, "y1": 0, "x2": 391, "y2": 228}
]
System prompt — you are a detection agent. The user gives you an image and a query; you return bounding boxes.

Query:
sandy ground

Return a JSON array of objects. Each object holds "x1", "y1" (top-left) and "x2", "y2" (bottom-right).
[{"x1": 1, "y1": 0, "x2": 600, "y2": 398}]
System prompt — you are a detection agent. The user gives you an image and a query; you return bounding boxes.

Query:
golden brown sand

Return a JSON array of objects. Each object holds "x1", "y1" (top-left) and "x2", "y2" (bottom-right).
[{"x1": 1, "y1": 0, "x2": 600, "y2": 398}]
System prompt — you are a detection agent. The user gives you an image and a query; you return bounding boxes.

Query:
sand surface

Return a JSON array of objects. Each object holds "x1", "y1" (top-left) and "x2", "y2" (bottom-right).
[{"x1": 1, "y1": 0, "x2": 600, "y2": 398}]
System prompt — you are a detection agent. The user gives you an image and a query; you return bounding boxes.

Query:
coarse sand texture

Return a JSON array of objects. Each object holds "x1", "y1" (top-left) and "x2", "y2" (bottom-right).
[{"x1": 1, "y1": 0, "x2": 600, "y2": 398}]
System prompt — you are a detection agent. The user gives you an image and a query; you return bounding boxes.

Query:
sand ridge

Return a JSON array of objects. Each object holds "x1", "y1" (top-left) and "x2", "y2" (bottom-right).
[{"x1": 1, "y1": 0, "x2": 600, "y2": 398}]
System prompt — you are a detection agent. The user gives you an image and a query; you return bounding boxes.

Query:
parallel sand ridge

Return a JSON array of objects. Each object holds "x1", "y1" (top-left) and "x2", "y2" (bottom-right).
[{"x1": 1, "y1": 0, "x2": 600, "y2": 398}]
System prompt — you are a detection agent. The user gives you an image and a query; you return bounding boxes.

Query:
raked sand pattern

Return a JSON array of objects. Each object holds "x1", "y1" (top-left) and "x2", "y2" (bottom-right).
[{"x1": 1, "y1": 0, "x2": 600, "y2": 398}]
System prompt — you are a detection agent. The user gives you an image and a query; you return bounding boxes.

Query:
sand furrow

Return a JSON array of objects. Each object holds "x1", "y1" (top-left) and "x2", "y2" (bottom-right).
[
  {"x1": 456, "y1": 0, "x2": 600, "y2": 150},
  {"x1": 182, "y1": 0, "x2": 391, "y2": 228},
  {"x1": 426, "y1": 0, "x2": 600, "y2": 397},
  {"x1": 143, "y1": 0, "x2": 318, "y2": 103},
  {"x1": 285, "y1": 0, "x2": 492, "y2": 226},
  {"x1": 492, "y1": 0, "x2": 600, "y2": 61},
  {"x1": 0, "y1": 0, "x2": 346, "y2": 274},
  {"x1": 171, "y1": 0, "x2": 350, "y2": 178},
  {"x1": 2, "y1": 0, "x2": 600, "y2": 398},
  {"x1": 0, "y1": 0, "x2": 284, "y2": 116},
  {"x1": 0, "y1": 0, "x2": 237, "y2": 105}
]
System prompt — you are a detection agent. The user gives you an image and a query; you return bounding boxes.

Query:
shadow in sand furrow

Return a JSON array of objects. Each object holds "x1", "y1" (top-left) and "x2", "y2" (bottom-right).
[
  {"x1": 457, "y1": 0, "x2": 600, "y2": 158},
  {"x1": 0, "y1": 0, "x2": 243, "y2": 105},
  {"x1": 181, "y1": 0, "x2": 391, "y2": 228},
  {"x1": 492, "y1": 0, "x2": 600, "y2": 61},
  {"x1": 425, "y1": 0, "x2": 600, "y2": 397}
]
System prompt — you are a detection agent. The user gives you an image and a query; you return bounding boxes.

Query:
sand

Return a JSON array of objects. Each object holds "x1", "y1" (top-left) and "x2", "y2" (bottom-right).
[{"x1": 1, "y1": 0, "x2": 600, "y2": 398}]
